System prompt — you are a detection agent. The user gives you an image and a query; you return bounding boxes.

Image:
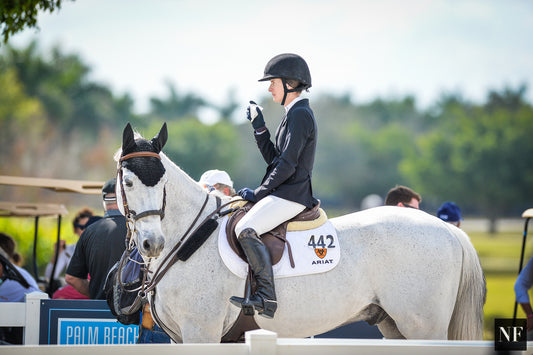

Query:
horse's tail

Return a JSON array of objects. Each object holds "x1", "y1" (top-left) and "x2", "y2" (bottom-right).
[{"x1": 447, "y1": 227, "x2": 486, "y2": 340}]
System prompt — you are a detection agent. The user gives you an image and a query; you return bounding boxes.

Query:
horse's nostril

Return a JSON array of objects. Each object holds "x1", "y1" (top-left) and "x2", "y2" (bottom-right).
[{"x1": 143, "y1": 240, "x2": 151, "y2": 250}]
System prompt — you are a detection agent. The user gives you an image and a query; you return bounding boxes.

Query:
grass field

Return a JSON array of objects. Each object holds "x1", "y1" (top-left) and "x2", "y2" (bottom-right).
[
  {"x1": 468, "y1": 230, "x2": 533, "y2": 339},
  {"x1": 0, "y1": 216, "x2": 531, "y2": 340}
]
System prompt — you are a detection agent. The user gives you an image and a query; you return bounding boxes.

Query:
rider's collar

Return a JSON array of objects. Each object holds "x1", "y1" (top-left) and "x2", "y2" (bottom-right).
[{"x1": 284, "y1": 96, "x2": 304, "y2": 114}]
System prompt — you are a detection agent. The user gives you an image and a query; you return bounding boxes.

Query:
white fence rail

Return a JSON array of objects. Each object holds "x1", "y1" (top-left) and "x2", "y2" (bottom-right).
[
  {"x1": 1, "y1": 292, "x2": 531, "y2": 354},
  {"x1": 0, "y1": 291, "x2": 48, "y2": 345},
  {"x1": 2, "y1": 330, "x2": 528, "y2": 355}
]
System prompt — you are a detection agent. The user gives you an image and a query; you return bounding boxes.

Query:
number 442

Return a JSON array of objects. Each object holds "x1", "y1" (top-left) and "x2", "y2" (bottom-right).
[{"x1": 308, "y1": 235, "x2": 335, "y2": 249}]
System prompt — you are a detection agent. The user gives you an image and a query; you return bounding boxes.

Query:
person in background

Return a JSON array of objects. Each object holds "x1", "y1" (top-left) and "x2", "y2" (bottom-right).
[
  {"x1": 137, "y1": 299, "x2": 171, "y2": 343},
  {"x1": 52, "y1": 215, "x2": 102, "y2": 300},
  {"x1": 0, "y1": 232, "x2": 24, "y2": 267},
  {"x1": 45, "y1": 208, "x2": 95, "y2": 283},
  {"x1": 437, "y1": 201, "x2": 463, "y2": 228},
  {"x1": 0, "y1": 233, "x2": 42, "y2": 302},
  {"x1": 199, "y1": 169, "x2": 236, "y2": 196},
  {"x1": 515, "y1": 256, "x2": 533, "y2": 339},
  {"x1": 0, "y1": 233, "x2": 44, "y2": 344},
  {"x1": 384, "y1": 185, "x2": 421, "y2": 209},
  {"x1": 65, "y1": 178, "x2": 127, "y2": 299}
]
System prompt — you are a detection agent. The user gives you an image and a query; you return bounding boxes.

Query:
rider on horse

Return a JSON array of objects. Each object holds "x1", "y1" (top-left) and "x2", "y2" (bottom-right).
[{"x1": 230, "y1": 53, "x2": 319, "y2": 319}]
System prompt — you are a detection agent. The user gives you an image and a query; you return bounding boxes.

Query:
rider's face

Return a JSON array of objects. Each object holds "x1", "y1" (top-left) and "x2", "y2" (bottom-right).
[{"x1": 268, "y1": 79, "x2": 284, "y2": 104}]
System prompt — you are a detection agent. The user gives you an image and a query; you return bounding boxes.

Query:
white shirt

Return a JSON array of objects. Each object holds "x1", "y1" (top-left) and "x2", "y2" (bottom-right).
[
  {"x1": 284, "y1": 96, "x2": 304, "y2": 114},
  {"x1": 45, "y1": 243, "x2": 76, "y2": 279}
]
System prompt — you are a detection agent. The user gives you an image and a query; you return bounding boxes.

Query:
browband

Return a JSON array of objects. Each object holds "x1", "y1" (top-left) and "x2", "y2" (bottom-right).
[{"x1": 120, "y1": 152, "x2": 161, "y2": 162}]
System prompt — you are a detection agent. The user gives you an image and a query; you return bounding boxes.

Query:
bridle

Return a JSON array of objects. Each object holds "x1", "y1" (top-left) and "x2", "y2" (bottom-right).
[
  {"x1": 118, "y1": 151, "x2": 167, "y2": 223},
  {"x1": 113, "y1": 148, "x2": 243, "y2": 329}
]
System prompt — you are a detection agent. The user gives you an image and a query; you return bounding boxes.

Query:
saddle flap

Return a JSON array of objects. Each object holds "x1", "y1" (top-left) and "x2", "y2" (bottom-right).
[
  {"x1": 225, "y1": 202, "x2": 286, "y2": 265},
  {"x1": 225, "y1": 201, "x2": 323, "y2": 266}
]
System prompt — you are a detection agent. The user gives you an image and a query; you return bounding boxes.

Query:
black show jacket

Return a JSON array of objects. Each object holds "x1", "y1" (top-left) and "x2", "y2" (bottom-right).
[{"x1": 253, "y1": 98, "x2": 318, "y2": 209}]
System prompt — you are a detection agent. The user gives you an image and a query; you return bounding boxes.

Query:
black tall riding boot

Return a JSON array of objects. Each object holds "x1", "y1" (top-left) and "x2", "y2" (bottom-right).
[{"x1": 229, "y1": 228, "x2": 277, "y2": 319}]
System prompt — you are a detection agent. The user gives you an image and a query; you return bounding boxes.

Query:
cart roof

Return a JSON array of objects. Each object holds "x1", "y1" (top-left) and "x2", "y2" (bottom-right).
[
  {"x1": 0, "y1": 175, "x2": 104, "y2": 194},
  {"x1": 522, "y1": 208, "x2": 533, "y2": 219},
  {"x1": 0, "y1": 201, "x2": 68, "y2": 217}
]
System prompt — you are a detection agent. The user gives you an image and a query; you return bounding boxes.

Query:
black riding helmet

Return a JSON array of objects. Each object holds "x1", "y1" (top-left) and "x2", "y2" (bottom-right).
[{"x1": 258, "y1": 53, "x2": 312, "y2": 105}]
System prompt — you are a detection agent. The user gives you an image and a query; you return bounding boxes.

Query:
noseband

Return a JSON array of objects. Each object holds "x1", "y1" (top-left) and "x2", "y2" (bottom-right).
[{"x1": 118, "y1": 151, "x2": 167, "y2": 221}]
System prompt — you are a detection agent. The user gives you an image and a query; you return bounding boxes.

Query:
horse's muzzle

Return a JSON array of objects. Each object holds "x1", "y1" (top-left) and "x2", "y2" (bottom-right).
[{"x1": 139, "y1": 232, "x2": 165, "y2": 258}]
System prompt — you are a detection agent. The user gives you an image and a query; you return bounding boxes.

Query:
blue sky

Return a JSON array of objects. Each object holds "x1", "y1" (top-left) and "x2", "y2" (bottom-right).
[{"x1": 7, "y1": 0, "x2": 533, "y2": 121}]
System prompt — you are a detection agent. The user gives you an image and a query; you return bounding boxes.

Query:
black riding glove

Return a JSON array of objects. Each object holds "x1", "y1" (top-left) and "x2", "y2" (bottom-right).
[
  {"x1": 238, "y1": 187, "x2": 257, "y2": 203},
  {"x1": 246, "y1": 101, "x2": 265, "y2": 130}
]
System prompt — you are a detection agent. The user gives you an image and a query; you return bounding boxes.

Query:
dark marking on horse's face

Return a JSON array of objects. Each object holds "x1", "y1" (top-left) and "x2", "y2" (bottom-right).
[{"x1": 121, "y1": 123, "x2": 168, "y2": 187}]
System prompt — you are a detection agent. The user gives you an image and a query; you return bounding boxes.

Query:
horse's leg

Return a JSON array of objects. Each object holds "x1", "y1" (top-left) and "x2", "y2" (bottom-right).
[
  {"x1": 381, "y1": 309, "x2": 450, "y2": 339},
  {"x1": 178, "y1": 302, "x2": 237, "y2": 343},
  {"x1": 377, "y1": 316, "x2": 404, "y2": 339},
  {"x1": 377, "y1": 311, "x2": 450, "y2": 339},
  {"x1": 179, "y1": 319, "x2": 221, "y2": 343}
]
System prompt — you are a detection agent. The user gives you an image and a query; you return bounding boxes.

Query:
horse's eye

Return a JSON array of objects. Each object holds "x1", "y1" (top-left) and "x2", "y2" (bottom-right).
[{"x1": 124, "y1": 179, "x2": 133, "y2": 188}]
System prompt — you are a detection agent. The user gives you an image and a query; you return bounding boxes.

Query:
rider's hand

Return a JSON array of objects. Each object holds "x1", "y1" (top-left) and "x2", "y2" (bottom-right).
[
  {"x1": 238, "y1": 187, "x2": 257, "y2": 202},
  {"x1": 246, "y1": 101, "x2": 265, "y2": 130}
]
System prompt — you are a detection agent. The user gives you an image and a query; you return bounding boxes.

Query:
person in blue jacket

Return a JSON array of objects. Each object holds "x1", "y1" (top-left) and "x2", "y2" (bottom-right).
[
  {"x1": 515, "y1": 256, "x2": 533, "y2": 338},
  {"x1": 230, "y1": 53, "x2": 319, "y2": 319}
]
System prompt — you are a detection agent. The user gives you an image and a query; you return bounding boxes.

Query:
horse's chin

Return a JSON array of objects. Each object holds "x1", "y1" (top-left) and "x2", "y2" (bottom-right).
[{"x1": 139, "y1": 248, "x2": 161, "y2": 259}]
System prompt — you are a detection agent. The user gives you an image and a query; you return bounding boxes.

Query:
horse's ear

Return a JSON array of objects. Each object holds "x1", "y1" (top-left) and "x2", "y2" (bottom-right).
[
  {"x1": 151, "y1": 122, "x2": 168, "y2": 153},
  {"x1": 122, "y1": 123, "x2": 136, "y2": 154}
]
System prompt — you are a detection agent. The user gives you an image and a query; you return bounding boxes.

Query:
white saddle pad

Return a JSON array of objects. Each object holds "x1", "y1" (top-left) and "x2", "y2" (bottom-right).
[{"x1": 218, "y1": 216, "x2": 340, "y2": 279}]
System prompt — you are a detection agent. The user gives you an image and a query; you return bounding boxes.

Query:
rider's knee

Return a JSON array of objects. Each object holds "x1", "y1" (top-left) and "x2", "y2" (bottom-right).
[
  {"x1": 235, "y1": 218, "x2": 257, "y2": 237},
  {"x1": 236, "y1": 227, "x2": 258, "y2": 240}
]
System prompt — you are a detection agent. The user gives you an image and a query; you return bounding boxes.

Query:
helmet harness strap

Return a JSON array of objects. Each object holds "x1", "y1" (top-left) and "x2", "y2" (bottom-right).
[{"x1": 280, "y1": 78, "x2": 299, "y2": 106}]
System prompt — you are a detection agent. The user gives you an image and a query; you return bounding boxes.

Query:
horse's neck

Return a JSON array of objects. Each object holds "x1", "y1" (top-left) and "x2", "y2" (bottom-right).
[{"x1": 160, "y1": 155, "x2": 222, "y2": 240}]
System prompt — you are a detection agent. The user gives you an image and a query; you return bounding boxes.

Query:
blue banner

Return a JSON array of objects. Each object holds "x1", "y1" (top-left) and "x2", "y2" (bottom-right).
[
  {"x1": 40, "y1": 299, "x2": 138, "y2": 345},
  {"x1": 58, "y1": 318, "x2": 138, "y2": 345}
]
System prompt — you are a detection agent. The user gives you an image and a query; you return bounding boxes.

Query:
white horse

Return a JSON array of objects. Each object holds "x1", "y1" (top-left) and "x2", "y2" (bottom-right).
[{"x1": 115, "y1": 123, "x2": 486, "y2": 343}]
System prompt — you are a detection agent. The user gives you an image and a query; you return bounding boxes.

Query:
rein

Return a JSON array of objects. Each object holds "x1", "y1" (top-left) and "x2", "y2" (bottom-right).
[{"x1": 143, "y1": 196, "x2": 240, "y2": 294}]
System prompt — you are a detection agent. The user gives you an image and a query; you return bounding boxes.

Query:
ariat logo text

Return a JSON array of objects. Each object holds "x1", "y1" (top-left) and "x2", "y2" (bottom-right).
[{"x1": 312, "y1": 259, "x2": 333, "y2": 265}]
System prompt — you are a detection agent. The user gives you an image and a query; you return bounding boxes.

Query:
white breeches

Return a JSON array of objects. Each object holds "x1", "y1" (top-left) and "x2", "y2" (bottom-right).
[{"x1": 235, "y1": 195, "x2": 306, "y2": 236}]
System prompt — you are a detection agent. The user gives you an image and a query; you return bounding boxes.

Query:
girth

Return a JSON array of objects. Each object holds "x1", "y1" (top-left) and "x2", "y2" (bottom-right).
[{"x1": 225, "y1": 201, "x2": 322, "y2": 268}]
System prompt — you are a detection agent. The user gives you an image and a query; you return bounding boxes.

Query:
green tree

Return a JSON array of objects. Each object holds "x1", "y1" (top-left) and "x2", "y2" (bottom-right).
[
  {"x1": 148, "y1": 119, "x2": 242, "y2": 181},
  {"x1": 214, "y1": 87, "x2": 239, "y2": 123},
  {"x1": 1, "y1": 42, "x2": 137, "y2": 134},
  {"x1": 0, "y1": 0, "x2": 68, "y2": 43},
  {"x1": 0, "y1": 41, "x2": 135, "y2": 199},
  {"x1": 149, "y1": 81, "x2": 206, "y2": 120},
  {"x1": 0, "y1": 66, "x2": 46, "y2": 175},
  {"x1": 401, "y1": 87, "x2": 533, "y2": 231},
  {"x1": 311, "y1": 94, "x2": 420, "y2": 209}
]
